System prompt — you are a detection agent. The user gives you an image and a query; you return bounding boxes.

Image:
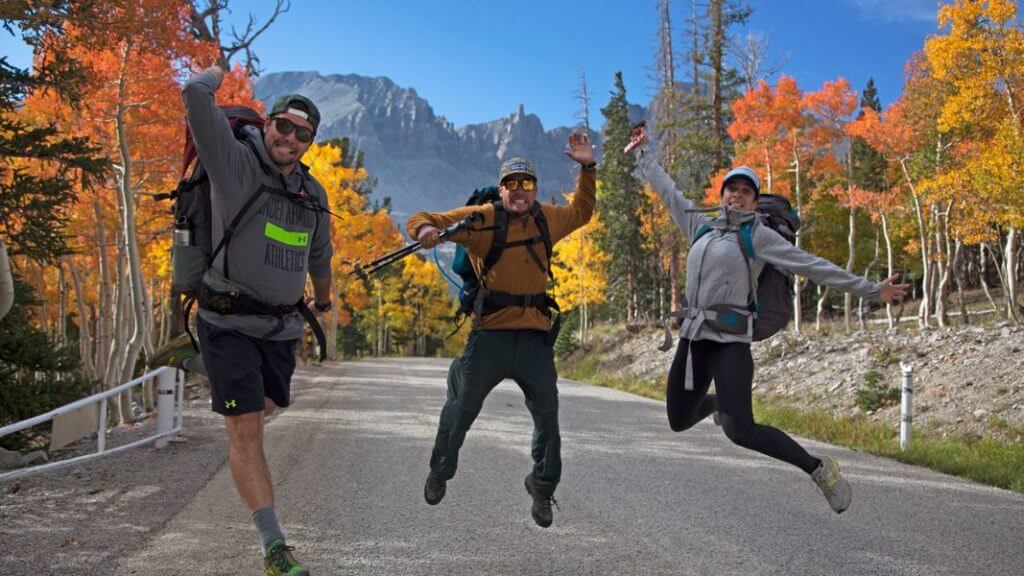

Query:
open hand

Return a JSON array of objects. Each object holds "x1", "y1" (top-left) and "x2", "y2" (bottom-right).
[
  {"x1": 565, "y1": 132, "x2": 595, "y2": 165},
  {"x1": 623, "y1": 121, "x2": 648, "y2": 154},
  {"x1": 878, "y1": 274, "x2": 911, "y2": 304}
]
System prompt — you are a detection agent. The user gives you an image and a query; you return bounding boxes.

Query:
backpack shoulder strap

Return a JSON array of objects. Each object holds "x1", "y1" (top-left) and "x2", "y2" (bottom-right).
[
  {"x1": 738, "y1": 220, "x2": 756, "y2": 261},
  {"x1": 530, "y1": 202, "x2": 554, "y2": 281},
  {"x1": 479, "y1": 201, "x2": 509, "y2": 285},
  {"x1": 210, "y1": 185, "x2": 268, "y2": 280},
  {"x1": 693, "y1": 223, "x2": 712, "y2": 244}
]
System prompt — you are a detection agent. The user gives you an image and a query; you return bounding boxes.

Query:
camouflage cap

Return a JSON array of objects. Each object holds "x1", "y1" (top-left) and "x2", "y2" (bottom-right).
[
  {"x1": 269, "y1": 93, "x2": 321, "y2": 133},
  {"x1": 499, "y1": 157, "x2": 537, "y2": 182}
]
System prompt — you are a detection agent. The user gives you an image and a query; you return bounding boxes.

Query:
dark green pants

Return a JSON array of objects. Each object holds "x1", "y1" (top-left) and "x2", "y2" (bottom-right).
[{"x1": 429, "y1": 329, "x2": 561, "y2": 497}]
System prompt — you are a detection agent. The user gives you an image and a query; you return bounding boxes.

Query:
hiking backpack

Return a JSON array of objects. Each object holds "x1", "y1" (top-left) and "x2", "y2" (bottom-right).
[
  {"x1": 692, "y1": 193, "x2": 801, "y2": 341},
  {"x1": 160, "y1": 105, "x2": 328, "y2": 359},
  {"x1": 447, "y1": 188, "x2": 556, "y2": 323},
  {"x1": 166, "y1": 105, "x2": 267, "y2": 298}
]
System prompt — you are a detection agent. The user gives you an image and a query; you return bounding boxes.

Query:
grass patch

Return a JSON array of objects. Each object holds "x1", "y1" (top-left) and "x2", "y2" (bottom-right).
[{"x1": 561, "y1": 356, "x2": 1024, "y2": 494}]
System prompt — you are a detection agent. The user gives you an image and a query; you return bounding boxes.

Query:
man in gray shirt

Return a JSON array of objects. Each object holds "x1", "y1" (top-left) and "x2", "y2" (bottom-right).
[{"x1": 182, "y1": 64, "x2": 333, "y2": 576}]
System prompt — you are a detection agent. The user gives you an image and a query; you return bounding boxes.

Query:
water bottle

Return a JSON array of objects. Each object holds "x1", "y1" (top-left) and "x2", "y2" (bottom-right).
[{"x1": 173, "y1": 216, "x2": 191, "y2": 246}]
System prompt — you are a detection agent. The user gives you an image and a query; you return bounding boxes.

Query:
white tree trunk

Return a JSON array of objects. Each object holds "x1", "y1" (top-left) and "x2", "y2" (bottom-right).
[
  {"x1": 979, "y1": 245, "x2": 999, "y2": 313},
  {"x1": 815, "y1": 286, "x2": 831, "y2": 332},
  {"x1": 113, "y1": 41, "x2": 154, "y2": 386},
  {"x1": 881, "y1": 213, "x2": 895, "y2": 329},
  {"x1": 66, "y1": 255, "x2": 96, "y2": 378},
  {"x1": 791, "y1": 144, "x2": 804, "y2": 334},
  {"x1": 93, "y1": 196, "x2": 113, "y2": 380},
  {"x1": 859, "y1": 230, "x2": 880, "y2": 331},
  {"x1": 0, "y1": 237, "x2": 13, "y2": 322},
  {"x1": 901, "y1": 159, "x2": 931, "y2": 329},
  {"x1": 844, "y1": 202, "x2": 855, "y2": 332},
  {"x1": 1006, "y1": 227, "x2": 1020, "y2": 324}
]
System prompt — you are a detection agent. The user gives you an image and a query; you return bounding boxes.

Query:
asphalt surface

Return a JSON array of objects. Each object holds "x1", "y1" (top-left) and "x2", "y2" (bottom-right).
[{"x1": 114, "y1": 358, "x2": 1024, "y2": 576}]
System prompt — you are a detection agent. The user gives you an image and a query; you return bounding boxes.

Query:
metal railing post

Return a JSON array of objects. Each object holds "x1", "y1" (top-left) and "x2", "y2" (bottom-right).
[
  {"x1": 154, "y1": 369, "x2": 176, "y2": 449},
  {"x1": 98, "y1": 397, "x2": 108, "y2": 453},
  {"x1": 900, "y1": 362, "x2": 913, "y2": 451}
]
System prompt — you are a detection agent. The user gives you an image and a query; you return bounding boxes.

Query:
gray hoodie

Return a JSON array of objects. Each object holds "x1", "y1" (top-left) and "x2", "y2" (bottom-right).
[
  {"x1": 182, "y1": 69, "x2": 333, "y2": 340},
  {"x1": 636, "y1": 147, "x2": 879, "y2": 345}
]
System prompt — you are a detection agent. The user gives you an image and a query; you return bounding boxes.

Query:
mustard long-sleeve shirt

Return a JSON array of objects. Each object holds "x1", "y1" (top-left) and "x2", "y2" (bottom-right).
[{"x1": 406, "y1": 170, "x2": 596, "y2": 331}]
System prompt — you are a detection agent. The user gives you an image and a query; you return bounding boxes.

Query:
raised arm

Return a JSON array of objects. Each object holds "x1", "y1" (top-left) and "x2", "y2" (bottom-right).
[
  {"x1": 546, "y1": 132, "x2": 597, "y2": 242},
  {"x1": 626, "y1": 123, "x2": 710, "y2": 241},
  {"x1": 181, "y1": 65, "x2": 257, "y2": 195}
]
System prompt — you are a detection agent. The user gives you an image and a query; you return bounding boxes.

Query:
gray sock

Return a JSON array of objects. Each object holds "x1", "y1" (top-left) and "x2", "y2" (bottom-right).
[{"x1": 252, "y1": 506, "x2": 286, "y2": 555}]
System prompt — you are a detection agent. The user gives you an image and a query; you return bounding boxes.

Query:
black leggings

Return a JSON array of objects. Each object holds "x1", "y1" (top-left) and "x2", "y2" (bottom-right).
[{"x1": 667, "y1": 338, "x2": 821, "y2": 474}]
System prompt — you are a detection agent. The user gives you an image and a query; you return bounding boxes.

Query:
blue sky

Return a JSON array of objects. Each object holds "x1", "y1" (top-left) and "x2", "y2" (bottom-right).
[{"x1": 1, "y1": 0, "x2": 941, "y2": 129}]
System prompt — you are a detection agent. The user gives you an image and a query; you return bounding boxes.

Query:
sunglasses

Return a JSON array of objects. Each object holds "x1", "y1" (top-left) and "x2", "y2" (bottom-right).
[
  {"x1": 502, "y1": 178, "x2": 536, "y2": 192},
  {"x1": 271, "y1": 117, "x2": 314, "y2": 144}
]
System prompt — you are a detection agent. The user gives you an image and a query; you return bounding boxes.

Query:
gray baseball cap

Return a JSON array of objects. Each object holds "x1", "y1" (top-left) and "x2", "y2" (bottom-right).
[
  {"x1": 499, "y1": 157, "x2": 537, "y2": 182},
  {"x1": 721, "y1": 165, "x2": 761, "y2": 196}
]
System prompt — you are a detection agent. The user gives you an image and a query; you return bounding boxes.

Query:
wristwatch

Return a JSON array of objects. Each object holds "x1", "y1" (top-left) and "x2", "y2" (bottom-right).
[
  {"x1": 581, "y1": 161, "x2": 597, "y2": 172},
  {"x1": 313, "y1": 300, "x2": 333, "y2": 313}
]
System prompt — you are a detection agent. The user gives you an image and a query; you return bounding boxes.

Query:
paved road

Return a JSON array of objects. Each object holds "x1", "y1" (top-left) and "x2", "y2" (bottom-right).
[{"x1": 115, "y1": 358, "x2": 1024, "y2": 576}]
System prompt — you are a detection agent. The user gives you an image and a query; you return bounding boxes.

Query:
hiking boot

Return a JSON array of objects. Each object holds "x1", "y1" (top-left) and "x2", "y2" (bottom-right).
[
  {"x1": 424, "y1": 470, "x2": 446, "y2": 505},
  {"x1": 811, "y1": 456, "x2": 852, "y2": 514},
  {"x1": 524, "y1": 474, "x2": 557, "y2": 528},
  {"x1": 148, "y1": 333, "x2": 197, "y2": 371},
  {"x1": 263, "y1": 540, "x2": 309, "y2": 576}
]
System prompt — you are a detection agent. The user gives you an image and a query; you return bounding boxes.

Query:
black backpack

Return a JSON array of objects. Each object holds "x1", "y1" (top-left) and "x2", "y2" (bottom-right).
[
  {"x1": 692, "y1": 193, "x2": 800, "y2": 341},
  {"x1": 160, "y1": 106, "x2": 327, "y2": 359},
  {"x1": 166, "y1": 105, "x2": 268, "y2": 298}
]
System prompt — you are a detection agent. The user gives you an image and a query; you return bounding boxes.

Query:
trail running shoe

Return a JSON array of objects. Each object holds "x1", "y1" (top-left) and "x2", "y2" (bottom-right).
[
  {"x1": 424, "y1": 470, "x2": 447, "y2": 505},
  {"x1": 811, "y1": 456, "x2": 852, "y2": 514},
  {"x1": 264, "y1": 539, "x2": 309, "y2": 576},
  {"x1": 147, "y1": 332, "x2": 197, "y2": 370},
  {"x1": 524, "y1": 474, "x2": 557, "y2": 528}
]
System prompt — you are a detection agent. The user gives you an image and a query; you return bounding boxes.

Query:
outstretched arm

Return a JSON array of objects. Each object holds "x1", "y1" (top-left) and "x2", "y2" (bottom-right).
[
  {"x1": 756, "y1": 227, "x2": 909, "y2": 303},
  {"x1": 627, "y1": 123, "x2": 710, "y2": 241}
]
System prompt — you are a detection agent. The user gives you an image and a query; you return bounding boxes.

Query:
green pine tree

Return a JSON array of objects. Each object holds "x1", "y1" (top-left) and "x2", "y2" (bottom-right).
[{"x1": 598, "y1": 72, "x2": 655, "y2": 323}]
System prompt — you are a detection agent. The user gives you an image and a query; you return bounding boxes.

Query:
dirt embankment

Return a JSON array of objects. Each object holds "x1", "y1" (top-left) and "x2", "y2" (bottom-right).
[{"x1": 567, "y1": 320, "x2": 1024, "y2": 442}]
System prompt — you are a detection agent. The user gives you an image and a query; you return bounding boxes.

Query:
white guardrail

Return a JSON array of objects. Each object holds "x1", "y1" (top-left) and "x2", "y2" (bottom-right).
[{"x1": 0, "y1": 366, "x2": 184, "y2": 482}]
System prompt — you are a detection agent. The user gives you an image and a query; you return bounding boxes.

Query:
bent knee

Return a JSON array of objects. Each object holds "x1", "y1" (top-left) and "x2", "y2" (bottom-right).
[{"x1": 722, "y1": 421, "x2": 757, "y2": 447}]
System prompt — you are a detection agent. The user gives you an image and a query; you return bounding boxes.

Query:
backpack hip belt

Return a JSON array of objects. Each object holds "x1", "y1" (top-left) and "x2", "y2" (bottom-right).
[
  {"x1": 479, "y1": 289, "x2": 558, "y2": 317},
  {"x1": 198, "y1": 283, "x2": 296, "y2": 317}
]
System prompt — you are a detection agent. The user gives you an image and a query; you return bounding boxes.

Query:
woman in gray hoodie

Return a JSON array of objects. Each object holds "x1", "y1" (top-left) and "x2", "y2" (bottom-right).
[{"x1": 625, "y1": 123, "x2": 908, "y2": 514}]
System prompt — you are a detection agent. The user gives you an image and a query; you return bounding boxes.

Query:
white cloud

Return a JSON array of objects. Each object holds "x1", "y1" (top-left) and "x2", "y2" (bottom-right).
[{"x1": 845, "y1": 0, "x2": 937, "y2": 22}]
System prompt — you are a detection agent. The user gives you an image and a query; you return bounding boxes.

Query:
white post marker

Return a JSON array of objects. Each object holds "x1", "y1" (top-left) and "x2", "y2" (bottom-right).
[
  {"x1": 154, "y1": 369, "x2": 176, "y2": 449},
  {"x1": 900, "y1": 362, "x2": 913, "y2": 451}
]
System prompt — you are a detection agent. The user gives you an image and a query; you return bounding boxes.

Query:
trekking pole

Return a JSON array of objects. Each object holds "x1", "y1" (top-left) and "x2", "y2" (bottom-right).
[{"x1": 351, "y1": 212, "x2": 483, "y2": 280}]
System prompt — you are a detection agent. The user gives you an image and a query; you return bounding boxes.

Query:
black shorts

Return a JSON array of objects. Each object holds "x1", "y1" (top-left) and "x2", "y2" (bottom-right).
[{"x1": 196, "y1": 315, "x2": 298, "y2": 415}]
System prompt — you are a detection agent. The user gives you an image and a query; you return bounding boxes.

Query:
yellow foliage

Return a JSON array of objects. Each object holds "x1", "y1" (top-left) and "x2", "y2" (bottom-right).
[{"x1": 551, "y1": 195, "x2": 610, "y2": 312}]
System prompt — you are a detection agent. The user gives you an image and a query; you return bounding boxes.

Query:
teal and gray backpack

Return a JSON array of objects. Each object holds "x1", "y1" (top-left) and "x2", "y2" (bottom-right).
[{"x1": 692, "y1": 193, "x2": 800, "y2": 341}]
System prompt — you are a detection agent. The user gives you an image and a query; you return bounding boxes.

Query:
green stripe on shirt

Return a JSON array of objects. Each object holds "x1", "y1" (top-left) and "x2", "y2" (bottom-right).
[{"x1": 264, "y1": 222, "x2": 309, "y2": 247}]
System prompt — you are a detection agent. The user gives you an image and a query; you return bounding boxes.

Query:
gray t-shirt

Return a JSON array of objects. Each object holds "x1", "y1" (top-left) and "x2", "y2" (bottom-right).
[{"x1": 182, "y1": 69, "x2": 333, "y2": 340}]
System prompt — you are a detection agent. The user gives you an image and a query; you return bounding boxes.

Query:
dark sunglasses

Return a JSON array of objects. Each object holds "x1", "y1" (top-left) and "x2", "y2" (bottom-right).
[
  {"x1": 271, "y1": 116, "x2": 314, "y2": 143},
  {"x1": 502, "y1": 178, "x2": 536, "y2": 192}
]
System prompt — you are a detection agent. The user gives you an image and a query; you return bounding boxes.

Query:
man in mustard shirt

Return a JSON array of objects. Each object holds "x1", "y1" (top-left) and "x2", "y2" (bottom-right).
[{"x1": 407, "y1": 132, "x2": 595, "y2": 527}]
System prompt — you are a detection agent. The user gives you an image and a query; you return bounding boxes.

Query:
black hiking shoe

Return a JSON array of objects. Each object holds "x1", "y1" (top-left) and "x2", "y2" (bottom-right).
[
  {"x1": 424, "y1": 470, "x2": 446, "y2": 505},
  {"x1": 524, "y1": 474, "x2": 557, "y2": 528}
]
